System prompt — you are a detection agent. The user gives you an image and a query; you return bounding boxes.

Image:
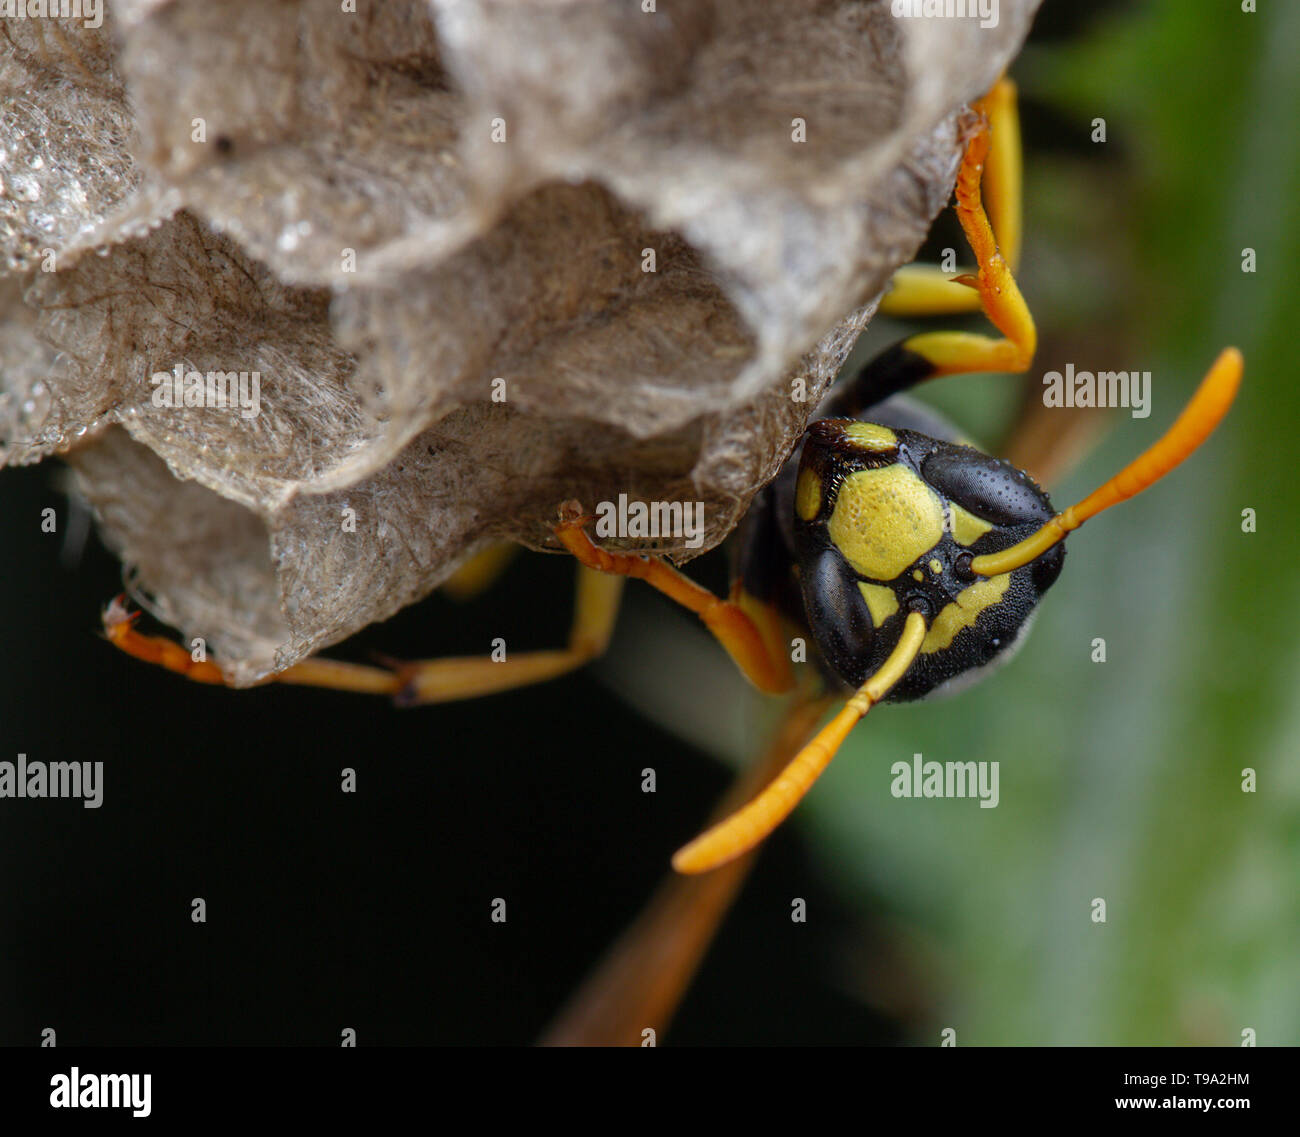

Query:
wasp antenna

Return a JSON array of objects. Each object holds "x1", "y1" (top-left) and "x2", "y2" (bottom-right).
[
  {"x1": 971, "y1": 346, "x2": 1243, "y2": 578},
  {"x1": 672, "y1": 610, "x2": 929, "y2": 875}
]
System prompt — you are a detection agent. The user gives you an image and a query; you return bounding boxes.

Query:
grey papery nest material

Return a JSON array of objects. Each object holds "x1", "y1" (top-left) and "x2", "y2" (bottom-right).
[{"x1": 0, "y1": 0, "x2": 1038, "y2": 683}]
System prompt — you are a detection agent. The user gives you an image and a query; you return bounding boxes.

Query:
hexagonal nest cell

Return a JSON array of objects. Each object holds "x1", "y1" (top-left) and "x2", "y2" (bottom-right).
[{"x1": 0, "y1": 0, "x2": 1038, "y2": 682}]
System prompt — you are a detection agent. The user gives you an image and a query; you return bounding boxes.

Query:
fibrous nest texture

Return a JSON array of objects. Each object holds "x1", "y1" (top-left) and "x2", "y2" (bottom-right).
[{"x1": 0, "y1": 0, "x2": 1038, "y2": 682}]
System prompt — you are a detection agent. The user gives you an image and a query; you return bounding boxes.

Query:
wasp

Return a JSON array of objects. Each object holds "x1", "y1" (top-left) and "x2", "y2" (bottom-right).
[{"x1": 101, "y1": 79, "x2": 1241, "y2": 1034}]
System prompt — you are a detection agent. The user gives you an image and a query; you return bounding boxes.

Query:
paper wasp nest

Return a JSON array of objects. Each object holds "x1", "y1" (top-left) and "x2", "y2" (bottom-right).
[{"x1": 0, "y1": 0, "x2": 1038, "y2": 683}]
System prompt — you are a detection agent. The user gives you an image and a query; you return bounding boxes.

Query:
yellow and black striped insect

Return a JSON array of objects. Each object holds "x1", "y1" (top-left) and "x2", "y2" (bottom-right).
[{"x1": 102, "y1": 79, "x2": 1242, "y2": 886}]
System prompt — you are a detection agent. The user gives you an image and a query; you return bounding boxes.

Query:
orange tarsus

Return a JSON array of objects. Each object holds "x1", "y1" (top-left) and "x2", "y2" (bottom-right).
[
  {"x1": 554, "y1": 501, "x2": 794, "y2": 696},
  {"x1": 102, "y1": 594, "x2": 229, "y2": 685},
  {"x1": 102, "y1": 594, "x2": 138, "y2": 631}
]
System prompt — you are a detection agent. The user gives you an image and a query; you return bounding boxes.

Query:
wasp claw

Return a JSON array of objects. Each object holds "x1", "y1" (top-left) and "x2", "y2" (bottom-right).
[
  {"x1": 102, "y1": 593, "x2": 139, "y2": 630},
  {"x1": 557, "y1": 499, "x2": 596, "y2": 529}
]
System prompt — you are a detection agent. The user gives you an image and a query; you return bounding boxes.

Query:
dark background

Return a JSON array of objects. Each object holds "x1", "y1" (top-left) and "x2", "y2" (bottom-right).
[{"x1": 0, "y1": 488, "x2": 895, "y2": 1045}]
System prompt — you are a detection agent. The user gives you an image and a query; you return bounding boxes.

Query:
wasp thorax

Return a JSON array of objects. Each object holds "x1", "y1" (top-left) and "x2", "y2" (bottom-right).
[{"x1": 792, "y1": 419, "x2": 1065, "y2": 701}]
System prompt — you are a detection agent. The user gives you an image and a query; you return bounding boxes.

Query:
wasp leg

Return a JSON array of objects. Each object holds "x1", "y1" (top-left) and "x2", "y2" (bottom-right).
[
  {"x1": 103, "y1": 596, "x2": 234, "y2": 686},
  {"x1": 101, "y1": 595, "x2": 399, "y2": 694},
  {"x1": 879, "y1": 75, "x2": 1021, "y2": 317},
  {"x1": 674, "y1": 609, "x2": 929, "y2": 875},
  {"x1": 554, "y1": 501, "x2": 794, "y2": 696},
  {"x1": 826, "y1": 89, "x2": 1035, "y2": 419},
  {"x1": 902, "y1": 106, "x2": 1037, "y2": 377},
  {"x1": 437, "y1": 542, "x2": 518, "y2": 602},
  {"x1": 102, "y1": 560, "x2": 622, "y2": 704},
  {"x1": 541, "y1": 695, "x2": 833, "y2": 1045},
  {"x1": 387, "y1": 566, "x2": 623, "y2": 706}
]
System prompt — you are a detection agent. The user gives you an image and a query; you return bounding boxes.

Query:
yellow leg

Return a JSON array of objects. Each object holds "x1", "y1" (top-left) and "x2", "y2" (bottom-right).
[
  {"x1": 103, "y1": 596, "x2": 403, "y2": 694},
  {"x1": 390, "y1": 567, "x2": 623, "y2": 705},
  {"x1": 102, "y1": 563, "x2": 624, "y2": 705},
  {"x1": 673, "y1": 610, "x2": 930, "y2": 875},
  {"x1": 439, "y1": 543, "x2": 519, "y2": 601},
  {"x1": 900, "y1": 96, "x2": 1037, "y2": 378},
  {"x1": 553, "y1": 501, "x2": 795, "y2": 696},
  {"x1": 880, "y1": 76, "x2": 1022, "y2": 318}
]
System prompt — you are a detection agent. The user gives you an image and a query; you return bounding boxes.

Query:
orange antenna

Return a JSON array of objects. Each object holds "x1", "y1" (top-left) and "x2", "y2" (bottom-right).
[
  {"x1": 673, "y1": 611, "x2": 929, "y2": 875},
  {"x1": 971, "y1": 347, "x2": 1243, "y2": 577}
]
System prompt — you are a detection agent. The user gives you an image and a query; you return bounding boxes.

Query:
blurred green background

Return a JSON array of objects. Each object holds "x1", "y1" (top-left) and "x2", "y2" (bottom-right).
[{"x1": 604, "y1": 0, "x2": 1300, "y2": 1045}]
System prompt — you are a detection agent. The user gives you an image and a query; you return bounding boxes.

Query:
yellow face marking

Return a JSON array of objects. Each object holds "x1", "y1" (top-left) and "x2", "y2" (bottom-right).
[
  {"x1": 921, "y1": 572, "x2": 1012, "y2": 654},
  {"x1": 950, "y1": 503, "x2": 994, "y2": 547},
  {"x1": 912, "y1": 570, "x2": 924, "y2": 582},
  {"x1": 842, "y1": 422, "x2": 897, "y2": 452},
  {"x1": 795, "y1": 469, "x2": 822, "y2": 522},
  {"x1": 929, "y1": 558, "x2": 942, "y2": 575},
  {"x1": 857, "y1": 581, "x2": 899, "y2": 627},
  {"x1": 828, "y1": 465, "x2": 944, "y2": 582}
]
